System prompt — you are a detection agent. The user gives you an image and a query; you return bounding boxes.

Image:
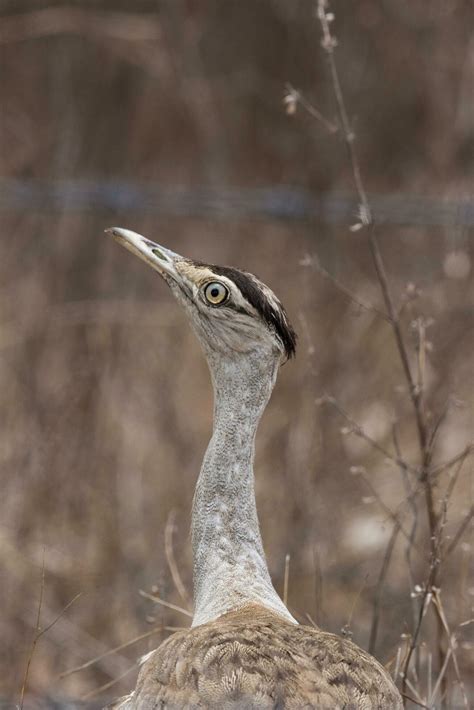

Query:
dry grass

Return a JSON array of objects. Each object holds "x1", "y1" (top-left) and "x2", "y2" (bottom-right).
[{"x1": 1, "y1": 1, "x2": 472, "y2": 707}]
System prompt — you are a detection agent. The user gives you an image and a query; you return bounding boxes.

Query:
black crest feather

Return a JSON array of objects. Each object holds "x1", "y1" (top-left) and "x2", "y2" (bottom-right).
[{"x1": 207, "y1": 264, "x2": 297, "y2": 360}]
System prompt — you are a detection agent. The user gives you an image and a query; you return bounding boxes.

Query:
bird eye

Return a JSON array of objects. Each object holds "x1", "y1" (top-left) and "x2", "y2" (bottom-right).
[{"x1": 204, "y1": 281, "x2": 229, "y2": 306}]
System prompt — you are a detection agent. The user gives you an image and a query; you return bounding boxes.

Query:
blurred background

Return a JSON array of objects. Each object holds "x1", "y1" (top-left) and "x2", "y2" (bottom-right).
[{"x1": 1, "y1": 0, "x2": 472, "y2": 706}]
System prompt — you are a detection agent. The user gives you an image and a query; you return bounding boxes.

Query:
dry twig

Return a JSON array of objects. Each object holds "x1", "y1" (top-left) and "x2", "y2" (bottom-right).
[
  {"x1": 369, "y1": 522, "x2": 401, "y2": 655},
  {"x1": 283, "y1": 553, "x2": 291, "y2": 608},
  {"x1": 301, "y1": 254, "x2": 390, "y2": 322},
  {"x1": 314, "y1": 3, "x2": 471, "y2": 699},
  {"x1": 20, "y1": 553, "x2": 81, "y2": 708},
  {"x1": 445, "y1": 506, "x2": 474, "y2": 558},
  {"x1": 139, "y1": 589, "x2": 193, "y2": 619},
  {"x1": 59, "y1": 625, "x2": 183, "y2": 679},
  {"x1": 81, "y1": 663, "x2": 137, "y2": 701},
  {"x1": 165, "y1": 510, "x2": 192, "y2": 610},
  {"x1": 284, "y1": 83, "x2": 338, "y2": 133}
]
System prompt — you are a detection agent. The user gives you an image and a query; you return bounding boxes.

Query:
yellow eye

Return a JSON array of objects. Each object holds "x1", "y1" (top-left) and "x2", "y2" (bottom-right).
[{"x1": 204, "y1": 281, "x2": 229, "y2": 305}]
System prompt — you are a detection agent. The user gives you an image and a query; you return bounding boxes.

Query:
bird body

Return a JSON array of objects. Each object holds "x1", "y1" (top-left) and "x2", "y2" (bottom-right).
[
  {"x1": 116, "y1": 605, "x2": 401, "y2": 709},
  {"x1": 106, "y1": 228, "x2": 402, "y2": 709}
]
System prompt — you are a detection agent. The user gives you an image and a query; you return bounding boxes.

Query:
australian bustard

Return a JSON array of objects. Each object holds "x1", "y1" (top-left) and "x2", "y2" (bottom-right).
[{"x1": 106, "y1": 227, "x2": 402, "y2": 709}]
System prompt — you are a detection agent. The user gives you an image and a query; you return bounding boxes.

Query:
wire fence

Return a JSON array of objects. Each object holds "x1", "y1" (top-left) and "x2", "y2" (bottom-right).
[{"x1": 1, "y1": 179, "x2": 473, "y2": 228}]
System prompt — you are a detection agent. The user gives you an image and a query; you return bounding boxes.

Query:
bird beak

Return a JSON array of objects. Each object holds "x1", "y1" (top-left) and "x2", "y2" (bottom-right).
[{"x1": 105, "y1": 227, "x2": 181, "y2": 280}]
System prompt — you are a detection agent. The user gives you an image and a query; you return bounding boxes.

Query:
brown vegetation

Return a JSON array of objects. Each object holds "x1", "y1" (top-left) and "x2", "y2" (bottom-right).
[{"x1": 1, "y1": 1, "x2": 472, "y2": 707}]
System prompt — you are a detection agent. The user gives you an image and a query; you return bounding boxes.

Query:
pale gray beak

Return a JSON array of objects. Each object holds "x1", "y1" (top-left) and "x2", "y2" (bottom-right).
[{"x1": 105, "y1": 227, "x2": 181, "y2": 280}]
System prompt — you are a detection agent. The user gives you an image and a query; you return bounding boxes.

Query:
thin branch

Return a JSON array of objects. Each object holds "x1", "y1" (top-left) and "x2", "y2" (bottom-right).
[
  {"x1": 342, "y1": 575, "x2": 369, "y2": 637},
  {"x1": 429, "y1": 647, "x2": 452, "y2": 708},
  {"x1": 284, "y1": 83, "x2": 338, "y2": 133},
  {"x1": 442, "y1": 448, "x2": 470, "y2": 505},
  {"x1": 283, "y1": 554, "x2": 290, "y2": 608},
  {"x1": 320, "y1": 397, "x2": 419, "y2": 547},
  {"x1": 432, "y1": 591, "x2": 469, "y2": 709},
  {"x1": 445, "y1": 506, "x2": 474, "y2": 558},
  {"x1": 414, "y1": 318, "x2": 427, "y2": 425},
  {"x1": 400, "y1": 694, "x2": 430, "y2": 710},
  {"x1": 322, "y1": 395, "x2": 416, "y2": 474},
  {"x1": 368, "y1": 228, "x2": 430, "y2": 464},
  {"x1": 427, "y1": 398, "x2": 450, "y2": 455},
  {"x1": 315, "y1": 4, "x2": 449, "y2": 692},
  {"x1": 59, "y1": 625, "x2": 181, "y2": 679},
  {"x1": 312, "y1": 547, "x2": 324, "y2": 625},
  {"x1": 139, "y1": 590, "x2": 193, "y2": 618},
  {"x1": 318, "y1": 0, "x2": 431, "y2": 472},
  {"x1": 164, "y1": 510, "x2": 192, "y2": 610},
  {"x1": 317, "y1": 1, "x2": 371, "y2": 224},
  {"x1": 369, "y1": 522, "x2": 401, "y2": 654},
  {"x1": 431, "y1": 443, "x2": 473, "y2": 477},
  {"x1": 81, "y1": 663, "x2": 137, "y2": 701},
  {"x1": 400, "y1": 518, "x2": 446, "y2": 698},
  {"x1": 403, "y1": 675, "x2": 426, "y2": 705},
  {"x1": 393, "y1": 424, "x2": 418, "y2": 587},
  {"x1": 20, "y1": 556, "x2": 81, "y2": 708},
  {"x1": 19, "y1": 553, "x2": 45, "y2": 710},
  {"x1": 303, "y1": 254, "x2": 390, "y2": 322},
  {"x1": 358, "y1": 471, "x2": 416, "y2": 549},
  {"x1": 36, "y1": 593, "x2": 82, "y2": 640}
]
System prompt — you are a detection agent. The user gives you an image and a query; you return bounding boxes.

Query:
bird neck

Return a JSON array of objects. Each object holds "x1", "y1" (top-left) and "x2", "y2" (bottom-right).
[{"x1": 191, "y1": 349, "x2": 296, "y2": 627}]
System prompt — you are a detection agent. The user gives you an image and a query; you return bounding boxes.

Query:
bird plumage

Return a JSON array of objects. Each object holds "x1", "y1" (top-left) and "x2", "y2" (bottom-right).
[
  {"x1": 112, "y1": 606, "x2": 401, "y2": 709},
  {"x1": 106, "y1": 228, "x2": 402, "y2": 709}
]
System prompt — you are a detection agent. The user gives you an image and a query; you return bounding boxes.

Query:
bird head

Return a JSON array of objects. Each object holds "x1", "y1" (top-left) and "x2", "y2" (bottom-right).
[{"x1": 107, "y1": 227, "x2": 296, "y2": 364}]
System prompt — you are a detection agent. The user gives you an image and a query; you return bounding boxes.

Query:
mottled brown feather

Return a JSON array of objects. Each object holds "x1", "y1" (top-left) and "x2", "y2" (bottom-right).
[{"x1": 112, "y1": 605, "x2": 402, "y2": 709}]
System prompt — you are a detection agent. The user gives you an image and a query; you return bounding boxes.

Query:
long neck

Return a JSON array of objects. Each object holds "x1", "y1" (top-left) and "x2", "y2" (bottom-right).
[{"x1": 191, "y1": 349, "x2": 296, "y2": 627}]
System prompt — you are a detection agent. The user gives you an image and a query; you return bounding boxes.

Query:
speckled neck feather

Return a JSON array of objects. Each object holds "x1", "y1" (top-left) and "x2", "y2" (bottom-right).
[{"x1": 191, "y1": 347, "x2": 296, "y2": 627}]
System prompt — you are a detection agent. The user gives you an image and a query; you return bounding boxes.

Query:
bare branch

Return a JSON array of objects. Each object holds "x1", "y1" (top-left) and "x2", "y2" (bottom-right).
[
  {"x1": 369, "y1": 521, "x2": 401, "y2": 654},
  {"x1": 428, "y1": 647, "x2": 453, "y2": 708},
  {"x1": 358, "y1": 471, "x2": 416, "y2": 549},
  {"x1": 317, "y1": 1, "x2": 371, "y2": 224},
  {"x1": 342, "y1": 575, "x2": 369, "y2": 638},
  {"x1": 58, "y1": 625, "x2": 181, "y2": 679},
  {"x1": 19, "y1": 553, "x2": 45, "y2": 710},
  {"x1": 314, "y1": 4, "x2": 453, "y2": 691},
  {"x1": 284, "y1": 84, "x2": 338, "y2": 133},
  {"x1": 81, "y1": 663, "x2": 137, "y2": 701},
  {"x1": 37, "y1": 593, "x2": 82, "y2": 641},
  {"x1": 302, "y1": 254, "x2": 390, "y2": 322},
  {"x1": 432, "y1": 591, "x2": 469, "y2": 709},
  {"x1": 392, "y1": 424, "x2": 418, "y2": 587},
  {"x1": 165, "y1": 510, "x2": 192, "y2": 610},
  {"x1": 20, "y1": 556, "x2": 81, "y2": 708},
  {"x1": 445, "y1": 506, "x2": 474, "y2": 558},
  {"x1": 139, "y1": 590, "x2": 193, "y2": 619},
  {"x1": 427, "y1": 398, "x2": 450, "y2": 455},
  {"x1": 283, "y1": 553, "x2": 291, "y2": 608},
  {"x1": 442, "y1": 446, "x2": 471, "y2": 505},
  {"x1": 431, "y1": 443, "x2": 473, "y2": 477},
  {"x1": 400, "y1": 588, "x2": 432, "y2": 695},
  {"x1": 322, "y1": 395, "x2": 416, "y2": 474},
  {"x1": 400, "y1": 694, "x2": 430, "y2": 709}
]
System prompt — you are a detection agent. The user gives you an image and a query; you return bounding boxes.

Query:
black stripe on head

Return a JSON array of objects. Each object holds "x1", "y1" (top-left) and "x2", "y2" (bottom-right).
[{"x1": 208, "y1": 264, "x2": 297, "y2": 360}]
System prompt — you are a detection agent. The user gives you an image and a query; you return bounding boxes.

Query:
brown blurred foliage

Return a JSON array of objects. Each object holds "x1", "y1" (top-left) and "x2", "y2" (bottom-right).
[{"x1": 0, "y1": 1, "x2": 472, "y2": 707}]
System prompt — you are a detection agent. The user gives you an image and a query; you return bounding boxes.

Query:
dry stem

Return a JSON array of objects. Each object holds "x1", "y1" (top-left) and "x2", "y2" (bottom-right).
[
  {"x1": 139, "y1": 589, "x2": 193, "y2": 618},
  {"x1": 20, "y1": 553, "x2": 81, "y2": 708},
  {"x1": 369, "y1": 522, "x2": 401, "y2": 655},
  {"x1": 314, "y1": 2, "x2": 469, "y2": 700},
  {"x1": 283, "y1": 553, "x2": 291, "y2": 608},
  {"x1": 165, "y1": 510, "x2": 192, "y2": 610}
]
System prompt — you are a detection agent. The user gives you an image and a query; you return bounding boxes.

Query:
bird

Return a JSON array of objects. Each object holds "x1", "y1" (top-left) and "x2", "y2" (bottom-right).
[{"x1": 106, "y1": 227, "x2": 402, "y2": 709}]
